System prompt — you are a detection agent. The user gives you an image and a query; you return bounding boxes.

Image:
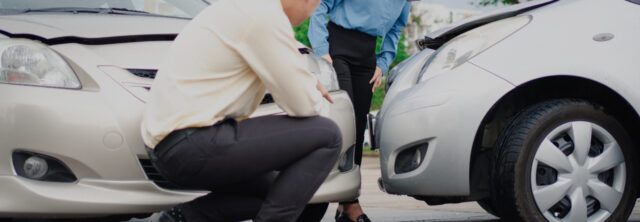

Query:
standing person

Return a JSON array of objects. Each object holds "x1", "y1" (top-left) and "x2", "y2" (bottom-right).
[
  {"x1": 308, "y1": 1, "x2": 411, "y2": 221},
  {"x1": 141, "y1": 0, "x2": 342, "y2": 221}
]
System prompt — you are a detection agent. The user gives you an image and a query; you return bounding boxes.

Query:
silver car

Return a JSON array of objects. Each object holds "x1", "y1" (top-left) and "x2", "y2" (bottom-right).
[
  {"x1": 0, "y1": 0, "x2": 359, "y2": 219},
  {"x1": 375, "y1": 0, "x2": 640, "y2": 221}
]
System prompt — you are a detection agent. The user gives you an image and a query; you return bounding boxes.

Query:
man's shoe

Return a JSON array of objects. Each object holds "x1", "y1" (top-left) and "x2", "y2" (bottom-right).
[{"x1": 336, "y1": 213, "x2": 371, "y2": 222}]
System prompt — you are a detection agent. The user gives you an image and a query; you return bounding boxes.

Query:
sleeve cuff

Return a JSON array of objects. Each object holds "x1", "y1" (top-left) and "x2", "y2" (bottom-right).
[
  {"x1": 376, "y1": 60, "x2": 390, "y2": 75},
  {"x1": 312, "y1": 44, "x2": 330, "y2": 57}
]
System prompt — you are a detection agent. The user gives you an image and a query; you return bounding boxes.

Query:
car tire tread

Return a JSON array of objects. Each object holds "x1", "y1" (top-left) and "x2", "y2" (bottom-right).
[{"x1": 490, "y1": 99, "x2": 637, "y2": 221}]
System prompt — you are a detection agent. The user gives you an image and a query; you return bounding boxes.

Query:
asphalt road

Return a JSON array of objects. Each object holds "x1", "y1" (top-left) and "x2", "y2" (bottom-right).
[{"x1": 319, "y1": 155, "x2": 640, "y2": 222}]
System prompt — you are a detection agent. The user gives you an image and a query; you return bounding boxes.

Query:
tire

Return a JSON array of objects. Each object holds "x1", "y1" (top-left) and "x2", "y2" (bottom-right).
[
  {"x1": 477, "y1": 198, "x2": 500, "y2": 217},
  {"x1": 296, "y1": 203, "x2": 329, "y2": 222},
  {"x1": 490, "y1": 99, "x2": 637, "y2": 222}
]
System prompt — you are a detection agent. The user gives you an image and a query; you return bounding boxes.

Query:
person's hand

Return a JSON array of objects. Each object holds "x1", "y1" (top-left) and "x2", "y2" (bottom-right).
[
  {"x1": 317, "y1": 81, "x2": 334, "y2": 104},
  {"x1": 321, "y1": 54, "x2": 333, "y2": 65},
  {"x1": 370, "y1": 66, "x2": 383, "y2": 92}
]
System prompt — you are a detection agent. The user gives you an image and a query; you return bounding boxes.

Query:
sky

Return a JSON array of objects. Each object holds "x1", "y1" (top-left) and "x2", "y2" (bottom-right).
[{"x1": 420, "y1": 0, "x2": 508, "y2": 12}]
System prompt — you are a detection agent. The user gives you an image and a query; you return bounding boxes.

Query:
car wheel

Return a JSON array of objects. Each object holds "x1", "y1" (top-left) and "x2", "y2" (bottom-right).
[
  {"x1": 296, "y1": 203, "x2": 329, "y2": 222},
  {"x1": 491, "y1": 99, "x2": 637, "y2": 221},
  {"x1": 477, "y1": 198, "x2": 500, "y2": 217}
]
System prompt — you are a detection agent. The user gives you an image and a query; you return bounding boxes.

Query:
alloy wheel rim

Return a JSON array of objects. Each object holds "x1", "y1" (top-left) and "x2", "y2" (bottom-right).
[{"x1": 530, "y1": 121, "x2": 626, "y2": 222}]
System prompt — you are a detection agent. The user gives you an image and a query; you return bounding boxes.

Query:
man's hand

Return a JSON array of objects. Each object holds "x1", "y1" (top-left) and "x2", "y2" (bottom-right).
[
  {"x1": 317, "y1": 81, "x2": 334, "y2": 104},
  {"x1": 321, "y1": 54, "x2": 333, "y2": 65},
  {"x1": 370, "y1": 66, "x2": 383, "y2": 93}
]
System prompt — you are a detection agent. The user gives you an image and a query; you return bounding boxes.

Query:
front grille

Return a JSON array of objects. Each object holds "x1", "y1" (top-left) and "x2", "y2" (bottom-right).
[
  {"x1": 138, "y1": 158, "x2": 185, "y2": 190},
  {"x1": 298, "y1": 47, "x2": 312, "y2": 54},
  {"x1": 126, "y1": 69, "x2": 274, "y2": 104},
  {"x1": 127, "y1": 69, "x2": 157, "y2": 79}
]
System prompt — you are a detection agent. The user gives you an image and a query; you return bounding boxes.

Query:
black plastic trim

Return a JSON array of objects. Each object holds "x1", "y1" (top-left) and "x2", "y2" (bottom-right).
[
  {"x1": 125, "y1": 69, "x2": 276, "y2": 104},
  {"x1": 139, "y1": 158, "x2": 184, "y2": 190},
  {"x1": 338, "y1": 145, "x2": 356, "y2": 172},
  {"x1": 394, "y1": 143, "x2": 429, "y2": 174},
  {"x1": 0, "y1": 29, "x2": 177, "y2": 45}
]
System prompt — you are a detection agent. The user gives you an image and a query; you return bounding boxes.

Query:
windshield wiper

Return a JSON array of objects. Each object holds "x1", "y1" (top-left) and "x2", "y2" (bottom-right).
[
  {"x1": 108, "y1": 8, "x2": 151, "y2": 15},
  {"x1": 23, "y1": 7, "x2": 106, "y2": 14},
  {"x1": 22, "y1": 7, "x2": 151, "y2": 15},
  {"x1": 18, "y1": 7, "x2": 192, "y2": 19}
]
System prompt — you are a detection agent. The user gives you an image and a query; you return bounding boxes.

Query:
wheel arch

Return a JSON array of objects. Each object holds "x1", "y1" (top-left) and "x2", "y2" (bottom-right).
[{"x1": 468, "y1": 75, "x2": 640, "y2": 198}]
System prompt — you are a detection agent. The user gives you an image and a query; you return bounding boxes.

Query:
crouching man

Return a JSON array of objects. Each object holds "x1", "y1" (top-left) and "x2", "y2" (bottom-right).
[{"x1": 140, "y1": 0, "x2": 340, "y2": 221}]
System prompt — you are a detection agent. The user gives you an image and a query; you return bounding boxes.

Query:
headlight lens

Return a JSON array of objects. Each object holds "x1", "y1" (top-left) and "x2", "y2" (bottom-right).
[
  {"x1": 307, "y1": 55, "x2": 340, "y2": 91},
  {"x1": 417, "y1": 16, "x2": 531, "y2": 83},
  {"x1": 385, "y1": 48, "x2": 435, "y2": 93},
  {"x1": 0, "y1": 39, "x2": 80, "y2": 89},
  {"x1": 382, "y1": 48, "x2": 435, "y2": 105}
]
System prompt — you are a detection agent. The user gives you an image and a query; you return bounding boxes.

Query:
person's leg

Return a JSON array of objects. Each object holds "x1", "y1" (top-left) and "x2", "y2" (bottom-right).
[
  {"x1": 337, "y1": 62, "x2": 375, "y2": 222},
  {"x1": 154, "y1": 116, "x2": 341, "y2": 222},
  {"x1": 327, "y1": 21, "x2": 376, "y2": 222},
  {"x1": 328, "y1": 22, "x2": 354, "y2": 101},
  {"x1": 349, "y1": 63, "x2": 375, "y2": 165},
  {"x1": 179, "y1": 172, "x2": 277, "y2": 222},
  {"x1": 327, "y1": 21, "x2": 376, "y2": 166},
  {"x1": 332, "y1": 57, "x2": 354, "y2": 100}
]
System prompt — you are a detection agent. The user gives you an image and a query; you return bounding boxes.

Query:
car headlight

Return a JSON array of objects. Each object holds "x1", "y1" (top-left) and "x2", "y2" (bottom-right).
[
  {"x1": 307, "y1": 55, "x2": 340, "y2": 91},
  {"x1": 386, "y1": 48, "x2": 423, "y2": 93},
  {"x1": 382, "y1": 48, "x2": 435, "y2": 105},
  {"x1": 386, "y1": 48, "x2": 435, "y2": 93},
  {"x1": 417, "y1": 15, "x2": 531, "y2": 83},
  {"x1": 0, "y1": 39, "x2": 81, "y2": 89}
]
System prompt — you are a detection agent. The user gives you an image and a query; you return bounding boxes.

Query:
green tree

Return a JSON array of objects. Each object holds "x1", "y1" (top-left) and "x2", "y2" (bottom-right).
[{"x1": 293, "y1": 19, "x2": 311, "y2": 47}]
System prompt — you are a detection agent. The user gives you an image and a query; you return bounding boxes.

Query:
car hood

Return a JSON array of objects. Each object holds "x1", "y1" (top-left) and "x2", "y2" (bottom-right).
[
  {"x1": 0, "y1": 13, "x2": 187, "y2": 44},
  {"x1": 417, "y1": 0, "x2": 557, "y2": 50}
]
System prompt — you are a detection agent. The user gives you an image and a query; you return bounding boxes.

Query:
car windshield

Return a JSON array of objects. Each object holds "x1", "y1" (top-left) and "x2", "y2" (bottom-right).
[{"x1": 0, "y1": 0, "x2": 211, "y2": 19}]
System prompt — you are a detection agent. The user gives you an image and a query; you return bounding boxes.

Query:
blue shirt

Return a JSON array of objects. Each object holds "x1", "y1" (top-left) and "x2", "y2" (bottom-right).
[{"x1": 308, "y1": 0, "x2": 411, "y2": 74}]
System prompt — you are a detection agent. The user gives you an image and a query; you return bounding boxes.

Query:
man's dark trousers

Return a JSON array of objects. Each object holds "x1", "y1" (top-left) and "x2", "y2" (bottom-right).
[
  {"x1": 149, "y1": 115, "x2": 342, "y2": 222},
  {"x1": 327, "y1": 21, "x2": 377, "y2": 167}
]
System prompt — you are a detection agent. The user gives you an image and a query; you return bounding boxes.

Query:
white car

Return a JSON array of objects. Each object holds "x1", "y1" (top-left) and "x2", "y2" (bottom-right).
[
  {"x1": 0, "y1": 0, "x2": 359, "y2": 220},
  {"x1": 374, "y1": 0, "x2": 640, "y2": 221}
]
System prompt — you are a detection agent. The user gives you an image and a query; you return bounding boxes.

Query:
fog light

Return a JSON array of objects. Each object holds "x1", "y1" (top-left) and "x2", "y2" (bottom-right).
[
  {"x1": 338, "y1": 145, "x2": 355, "y2": 172},
  {"x1": 24, "y1": 156, "x2": 48, "y2": 179},
  {"x1": 394, "y1": 143, "x2": 428, "y2": 174},
  {"x1": 13, "y1": 151, "x2": 77, "y2": 182}
]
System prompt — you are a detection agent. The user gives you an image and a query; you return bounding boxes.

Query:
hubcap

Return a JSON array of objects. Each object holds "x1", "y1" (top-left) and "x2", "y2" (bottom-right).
[{"x1": 531, "y1": 121, "x2": 626, "y2": 222}]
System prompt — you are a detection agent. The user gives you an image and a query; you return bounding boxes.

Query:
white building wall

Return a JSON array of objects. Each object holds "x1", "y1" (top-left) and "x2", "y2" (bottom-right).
[{"x1": 404, "y1": 2, "x2": 480, "y2": 54}]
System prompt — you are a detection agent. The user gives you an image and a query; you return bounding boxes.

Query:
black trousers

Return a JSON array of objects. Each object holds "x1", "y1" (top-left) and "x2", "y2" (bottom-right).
[
  {"x1": 328, "y1": 22, "x2": 377, "y2": 166},
  {"x1": 149, "y1": 115, "x2": 342, "y2": 222}
]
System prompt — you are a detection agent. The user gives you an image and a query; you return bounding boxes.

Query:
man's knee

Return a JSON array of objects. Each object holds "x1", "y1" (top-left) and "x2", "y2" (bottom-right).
[{"x1": 312, "y1": 116, "x2": 342, "y2": 150}]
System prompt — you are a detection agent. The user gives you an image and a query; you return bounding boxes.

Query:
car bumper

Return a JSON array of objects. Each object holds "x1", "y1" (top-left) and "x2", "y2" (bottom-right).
[
  {"x1": 0, "y1": 80, "x2": 358, "y2": 216},
  {"x1": 0, "y1": 167, "x2": 360, "y2": 217},
  {"x1": 0, "y1": 176, "x2": 202, "y2": 218},
  {"x1": 375, "y1": 64, "x2": 513, "y2": 196}
]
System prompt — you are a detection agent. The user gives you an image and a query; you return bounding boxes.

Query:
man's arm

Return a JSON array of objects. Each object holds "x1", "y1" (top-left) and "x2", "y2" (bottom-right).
[
  {"x1": 237, "y1": 12, "x2": 329, "y2": 117},
  {"x1": 376, "y1": 3, "x2": 411, "y2": 75},
  {"x1": 308, "y1": 0, "x2": 336, "y2": 58}
]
